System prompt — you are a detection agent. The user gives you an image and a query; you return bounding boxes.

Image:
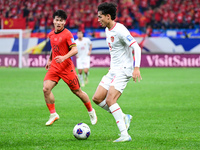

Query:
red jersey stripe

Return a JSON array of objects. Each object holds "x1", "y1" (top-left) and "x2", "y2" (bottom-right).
[{"x1": 129, "y1": 41, "x2": 136, "y2": 47}]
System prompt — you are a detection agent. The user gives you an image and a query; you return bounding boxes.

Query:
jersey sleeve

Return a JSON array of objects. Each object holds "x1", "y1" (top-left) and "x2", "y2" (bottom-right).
[
  {"x1": 66, "y1": 31, "x2": 76, "y2": 49},
  {"x1": 118, "y1": 25, "x2": 136, "y2": 47}
]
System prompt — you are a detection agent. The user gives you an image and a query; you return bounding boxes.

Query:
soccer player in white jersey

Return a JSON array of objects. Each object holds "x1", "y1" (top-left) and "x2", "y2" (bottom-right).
[
  {"x1": 92, "y1": 2, "x2": 142, "y2": 142},
  {"x1": 75, "y1": 30, "x2": 92, "y2": 87}
]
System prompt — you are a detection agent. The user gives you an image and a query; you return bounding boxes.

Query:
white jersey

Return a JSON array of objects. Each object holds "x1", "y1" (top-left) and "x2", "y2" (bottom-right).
[
  {"x1": 75, "y1": 37, "x2": 92, "y2": 59},
  {"x1": 105, "y1": 23, "x2": 137, "y2": 70}
]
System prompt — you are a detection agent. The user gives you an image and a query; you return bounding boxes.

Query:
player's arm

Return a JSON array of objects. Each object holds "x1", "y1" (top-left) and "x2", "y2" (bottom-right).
[
  {"x1": 45, "y1": 49, "x2": 52, "y2": 70},
  {"x1": 88, "y1": 43, "x2": 92, "y2": 55},
  {"x1": 88, "y1": 39, "x2": 92, "y2": 55},
  {"x1": 120, "y1": 26, "x2": 142, "y2": 82},
  {"x1": 54, "y1": 45, "x2": 78, "y2": 63},
  {"x1": 130, "y1": 42, "x2": 142, "y2": 82}
]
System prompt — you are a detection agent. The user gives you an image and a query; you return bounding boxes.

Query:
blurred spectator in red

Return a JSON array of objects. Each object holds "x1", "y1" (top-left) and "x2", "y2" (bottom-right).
[
  {"x1": 78, "y1": 21, "x2": 85, "y2": 33},
  {"x1": 39, "y1": 14, "x2": 46, "y2": 31},
  {"x1": 118, "y1": 13, "x2": 126, "y2": 25},
  {"x1": 140, "y1": 0, "x2": 148, "y2": 12},
  {"x1": 162, "y1": 9, "x2": 169, "y2": 23},
  {"x1": 173, "y1": 1, "x2": 179, "y2": 12},
  {"x1": 92, "y1": 17, "x2": 100, "y2": 29},
  {"x1": 46, "y1": 16, "x2": 53, "y2": 30},
  {"x1": 146, "y1": 25, "x2": 152, "y2": 37},
  {"x1": 154, "y1": 8, "x2": 162, "y2": 22},
  {"x1": 194, "y1": 8, "x2": 200, "y2": 26},
  {"x1": 27, "y1": 11, "x2": 35, "y2": 30},
  {"x1": 0, "y1": 0, "x2": 199, "y2": 31},
  {"x1": 169, "y1": 10, "x2": 176, "y2": 23},
  {"x1": 149, "y1": 0, "x2": 157, "y2": 9},
  {"x1": 68, "y1": 16, "x2": 76, "y2": 29},
  {"x1": 177, "y1": 10, "x2": 184, "y2": 24},
  {"x1": 144, "y1": 8, "x2": 153, "y2": 25},
  {"x1": 125, "y1": 15, "x2": 133, "y2": 29},
  {"x1": 139, "y1": 15, "x2": 147, "y2": 33}
]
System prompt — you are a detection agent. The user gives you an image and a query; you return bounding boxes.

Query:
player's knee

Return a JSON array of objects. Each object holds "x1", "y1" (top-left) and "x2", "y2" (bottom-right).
[
  {"x1": 71, "y1": 89, "x2": 81, "y2": 96},
  {"x1": 43, "y1": 86, "x2": 50, "y2": 95},
  {"x1": 92, "y1": 95, "x2": 100, "y2": 104}
]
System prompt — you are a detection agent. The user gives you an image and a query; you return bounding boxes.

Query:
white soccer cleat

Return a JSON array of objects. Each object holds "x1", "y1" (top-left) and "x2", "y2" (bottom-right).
[
  {"x1": 124, "y1": 114, "x2": 132, "y2": 130},
  {"x1": 45, "y1": 113, "x2": 59, "y2": 126},
  {"x1": 81, "y1": 83, "x2": 85, "y2": 87},
  {"x1": 113, "y1": 134, "x2": 132, "y2": 142},
  {"x1": 88, "y1": 108, "x2": 97, "y2": 125}
]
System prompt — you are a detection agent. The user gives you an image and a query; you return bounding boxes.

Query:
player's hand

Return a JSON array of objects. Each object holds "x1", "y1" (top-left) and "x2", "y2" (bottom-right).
[
  {"x1": 132, "y1": 67, "x2": 142, "y2": 83},
  {"x1": 45, "y1": 60, "x2": 51, "y2": 70},
  {"x1": 54, "y1": 56, "x2": 65, "y2": 63},
  {"x1": 88, "y1": 51, "x2": 91, "y2": 56}
]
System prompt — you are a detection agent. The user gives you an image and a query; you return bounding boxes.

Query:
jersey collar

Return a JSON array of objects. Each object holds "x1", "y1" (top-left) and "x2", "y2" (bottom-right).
[
  {"x1": 54, "y1": 28, "x2": 65, "y2": 34},
  {"x1": 109, "y1": 22, "x2": 117, "y2": 31}
]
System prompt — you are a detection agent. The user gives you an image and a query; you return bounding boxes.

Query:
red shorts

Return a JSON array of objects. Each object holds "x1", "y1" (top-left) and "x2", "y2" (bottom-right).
[{"x1": 44, "y1": 69, "x2": 80, "y2": 90}]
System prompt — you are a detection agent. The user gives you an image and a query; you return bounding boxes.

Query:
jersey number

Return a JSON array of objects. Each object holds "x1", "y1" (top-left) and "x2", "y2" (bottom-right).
[{"x1": 53, "y1": 45, "x2": 59, "y2": 52}]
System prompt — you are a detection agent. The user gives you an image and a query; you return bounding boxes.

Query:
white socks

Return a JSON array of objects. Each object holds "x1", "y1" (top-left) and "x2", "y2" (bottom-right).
[
  {"x1": 78, "y1": 74, "x2": 84, "y2": 85},
  {"x1": 98, "y1": 100, "x2": 126, "y2": 118},
  {"x1": 109, "y1": 103, "x2": 128, "y2": 136},
  {"x1": 98, "y1": 99, "x2": 110, "y2": 112}
]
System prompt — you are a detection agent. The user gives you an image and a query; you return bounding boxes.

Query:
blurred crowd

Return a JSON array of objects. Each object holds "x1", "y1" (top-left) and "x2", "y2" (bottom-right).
[{"x1": 0, "y1": 0, "x2": 200, "y2": 34}]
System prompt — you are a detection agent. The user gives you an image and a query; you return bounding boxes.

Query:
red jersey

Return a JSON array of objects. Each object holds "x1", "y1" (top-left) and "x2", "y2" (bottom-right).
[{"x1": 48, "y1": 28, "x2": 76, "y2": 72}]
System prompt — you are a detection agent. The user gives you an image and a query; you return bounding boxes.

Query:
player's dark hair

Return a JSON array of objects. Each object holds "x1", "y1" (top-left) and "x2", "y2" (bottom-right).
[
  {"x1": 98, "y1": 2, "x2": 117, "y2": 20},
  {"x1": 77, "y1": 30, "x2": 83, "y2": 33},
  {"x1": 53, "y1": 10, "x2": 67, "y2": 20}
]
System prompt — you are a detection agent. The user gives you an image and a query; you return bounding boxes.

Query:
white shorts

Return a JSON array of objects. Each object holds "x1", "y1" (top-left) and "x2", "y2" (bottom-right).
[
  {"x1": 76, "y1": 56, "x2": 90, "y2": 69},
  {"x1": 99, "y1": 68, "x2": 133, "y2": 93}
]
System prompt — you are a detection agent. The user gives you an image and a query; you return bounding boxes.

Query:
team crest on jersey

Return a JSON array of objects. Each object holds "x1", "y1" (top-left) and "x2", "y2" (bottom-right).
[
  {"x1": 126, "y1": 35, "x2": 134, "y2": 42},
  {"x1": 111, "y1": 36, "x2": 114, "y2": 42}
]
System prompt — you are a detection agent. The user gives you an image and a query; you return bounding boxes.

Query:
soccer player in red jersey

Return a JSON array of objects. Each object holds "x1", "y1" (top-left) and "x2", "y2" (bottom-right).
[{"x1": 43, "y1": 10, "x2": 97, "y2": 126}]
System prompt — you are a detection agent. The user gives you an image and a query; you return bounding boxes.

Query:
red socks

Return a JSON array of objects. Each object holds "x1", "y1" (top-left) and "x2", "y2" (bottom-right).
[
  {"x1": 46, "y1": 103, "x2": 56, "y2": 114},
  {"x1": 84, "y1": 101, "x2": 93, "y2": 112}
]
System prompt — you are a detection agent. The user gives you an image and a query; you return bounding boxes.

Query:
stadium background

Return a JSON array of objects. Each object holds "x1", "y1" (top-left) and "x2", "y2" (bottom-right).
[{"x1": 0, "y1": 0, "x2": 200, "y2": 68}]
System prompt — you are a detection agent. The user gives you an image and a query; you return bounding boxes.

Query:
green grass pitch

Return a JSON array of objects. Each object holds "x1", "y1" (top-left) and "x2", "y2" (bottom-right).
[{"x1": 0, "y1": 67, "x2": 199, "y2": 150}]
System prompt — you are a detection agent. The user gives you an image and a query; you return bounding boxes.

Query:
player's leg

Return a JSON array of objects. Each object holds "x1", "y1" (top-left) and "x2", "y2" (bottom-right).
[
  {"x1": 78, "y1": 69, "x2": 84, "y2": 87},
  {"x1": 62, "y1": 70, "x2": 97, "y2": 125},
  {"x1": 83, "y1": 56, "x2": 90, "y2": 84},
  {"x1": 72, "y1": 88, "x2": 97, "y2": 125},
  {"x1": 93, "y1": 71, "x2": 116, "y2": 113},
  {"x1": 106, "y1": 86, "x2": 131, "y2": 142},
  {"x1": 92, "y1": 85, "x2": 110, "y2": 112},
  {"x1": 77, "y1": 58, "x2": 84, "y2": 87},
  {"x1": 84, "y1": 68, "x2": 89, "y2": 84},
  {"x1": 43, "y1": 80, "x2": 59, "y2": 126}
]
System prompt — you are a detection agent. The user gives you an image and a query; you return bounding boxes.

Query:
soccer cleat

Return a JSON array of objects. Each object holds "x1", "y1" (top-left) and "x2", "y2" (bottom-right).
[
  {"x1": 88, "y1": 108, "x2": 97, "y2": 125},
  {"x1": 124, "y1": 114, "x2": 132, "y2": 130},
  {"x1": 45, "y1": 113, "x2": 59, "y2": 126},
  {"x1": 81, "y1": 83, "x2": 85, "y2": 87},
  {"x1": 113, "y1": 134, "x2": 132, "y2": 142}
]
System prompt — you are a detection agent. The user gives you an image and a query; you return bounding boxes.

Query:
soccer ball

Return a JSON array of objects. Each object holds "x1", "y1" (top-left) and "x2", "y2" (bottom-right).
[{"x1": 73, "y1": 123, "x2": 91, "y2": 140}]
